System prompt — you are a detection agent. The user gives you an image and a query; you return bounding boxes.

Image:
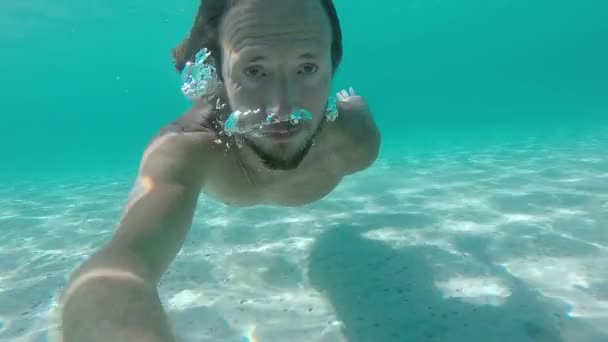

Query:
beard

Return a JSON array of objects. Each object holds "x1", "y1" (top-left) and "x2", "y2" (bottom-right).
[{"x1": 244, "y1": 135, "x2": 315, "y2": 170}]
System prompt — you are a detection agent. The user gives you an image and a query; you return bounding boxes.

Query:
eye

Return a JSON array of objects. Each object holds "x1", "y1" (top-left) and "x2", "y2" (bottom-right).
[
  {"x1": 298, "y1": 63, "x2": 318, "y2": 75},
  {"x1": 244, "y1": 65, "x2": 266, "y2": 78}
]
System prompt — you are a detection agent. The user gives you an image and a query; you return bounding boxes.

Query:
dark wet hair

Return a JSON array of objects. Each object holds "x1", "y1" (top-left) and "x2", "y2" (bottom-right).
[{"x1": 172, "y1": 0, "x2": 343, "y2": 79}]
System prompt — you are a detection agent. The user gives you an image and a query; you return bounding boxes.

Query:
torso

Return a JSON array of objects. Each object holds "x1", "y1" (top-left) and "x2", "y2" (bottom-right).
[
  {"x1": 203, "y1": 142, "x2": 342, "y2": 207},
  {"x1": 154, "y1": 103, "x2": 343, "y2": 207}
]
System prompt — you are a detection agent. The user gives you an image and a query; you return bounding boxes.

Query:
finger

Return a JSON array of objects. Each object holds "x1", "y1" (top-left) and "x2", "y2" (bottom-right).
[
  {"x1": 349, "y1": 87, "x2": 356, "y2": 96},
  {"x1": 336, "y1": 92, "x2": 345, "y2": 102},
  {"x1": 341, "y1": 89, "x2": 349, "y2": 99}
]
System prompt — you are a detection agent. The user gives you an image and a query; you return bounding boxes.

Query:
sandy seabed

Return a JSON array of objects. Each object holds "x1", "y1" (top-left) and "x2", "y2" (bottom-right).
[{"x1": 1, "y1": 136, "x2": 607, "y2": 341}]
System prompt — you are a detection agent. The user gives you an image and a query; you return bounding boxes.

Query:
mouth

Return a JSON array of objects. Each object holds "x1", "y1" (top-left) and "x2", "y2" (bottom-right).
[{"x1": 260, "y1": 122, "x2": 303, "y2": 141}]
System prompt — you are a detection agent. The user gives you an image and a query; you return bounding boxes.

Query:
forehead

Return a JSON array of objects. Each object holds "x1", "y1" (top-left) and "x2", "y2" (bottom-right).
[{"x1": 219, "y1": 0, "x2": 331, "y2": 52}]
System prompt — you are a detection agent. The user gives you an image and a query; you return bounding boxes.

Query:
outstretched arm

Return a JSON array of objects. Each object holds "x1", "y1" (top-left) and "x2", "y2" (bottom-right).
[
  {"x1": 328, "y1": 88, "x2": 381, "y2": 175},
  {"x1": 59, "y1": 131, "x2": 214, "y2": 342}
]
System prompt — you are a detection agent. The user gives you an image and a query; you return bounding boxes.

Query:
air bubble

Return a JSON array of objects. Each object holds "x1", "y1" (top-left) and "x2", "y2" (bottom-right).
[
  {"x1": 181, "y1": 48, "x2": 217, "y2": 100},
  {"x1": 223, "y1": 108, "x2": 314, "y2": 136}
]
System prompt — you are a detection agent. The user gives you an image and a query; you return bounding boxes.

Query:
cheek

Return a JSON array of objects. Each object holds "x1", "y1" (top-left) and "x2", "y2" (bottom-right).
[
  {"x1": 300, "y1": 77, "x2": 330, "y2": 113},
  {"x1": 224, "y1": 77, "x2": 259, "y2": 110}
]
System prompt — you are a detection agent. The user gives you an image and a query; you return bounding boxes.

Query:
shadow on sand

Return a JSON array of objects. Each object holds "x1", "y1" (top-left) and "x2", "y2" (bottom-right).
[{"x1": 308, "y1": 225, "x2": 606, "y2": 342}]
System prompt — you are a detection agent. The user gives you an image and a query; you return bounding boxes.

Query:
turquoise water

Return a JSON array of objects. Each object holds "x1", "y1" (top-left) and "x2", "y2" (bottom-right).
[
  {"x1": 2, "y1": 0, "x2": 607, "y2": 179},
  {"x1": 1, "y1": 0, "x2": 608, "y2": 341}
]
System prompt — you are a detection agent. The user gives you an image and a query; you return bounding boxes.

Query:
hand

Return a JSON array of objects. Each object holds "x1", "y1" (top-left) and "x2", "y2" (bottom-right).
[{"x1": 336, "y1": 87, "x2": 369, "y2": 115}]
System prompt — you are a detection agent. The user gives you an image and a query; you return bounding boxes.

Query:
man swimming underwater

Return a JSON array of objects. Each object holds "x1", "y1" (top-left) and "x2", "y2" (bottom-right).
[{"x1": 59, "y1": 0, "x2": 380, "y2": 340}]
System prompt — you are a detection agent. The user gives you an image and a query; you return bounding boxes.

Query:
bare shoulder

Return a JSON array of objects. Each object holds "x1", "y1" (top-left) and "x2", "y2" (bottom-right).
[
  {"x1": 145, "y1": 130, "x2": 215, "y2": 161},
  {"x1": 140, "y1": 105, "x2": 222, "y2": 185}
]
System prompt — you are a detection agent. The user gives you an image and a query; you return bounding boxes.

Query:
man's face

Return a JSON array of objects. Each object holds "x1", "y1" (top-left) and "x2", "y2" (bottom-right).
[{"x1": 219, "y1": 0, "x2": 333, "y2": 170}]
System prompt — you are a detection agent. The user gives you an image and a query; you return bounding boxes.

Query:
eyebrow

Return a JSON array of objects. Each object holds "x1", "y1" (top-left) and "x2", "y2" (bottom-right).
[
  {"x1": 248, "y1": 56, "x2": 266, "y2": 63},
  {"x1": 247, "y1": 53, "x2": 317, "y2": 63},
  {"x1": 299, "y1": 53, "x2": 317, "y2": 60}
]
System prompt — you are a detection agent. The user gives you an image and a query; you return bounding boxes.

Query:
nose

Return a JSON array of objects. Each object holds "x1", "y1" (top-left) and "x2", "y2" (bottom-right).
[{"x1": 267, "y1": 74, "x2": 295, "y2": 121}]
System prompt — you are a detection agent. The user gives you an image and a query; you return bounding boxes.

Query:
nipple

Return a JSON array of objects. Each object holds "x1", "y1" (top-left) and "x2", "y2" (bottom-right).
[{"x1": 224, "y1": 108, "x2": 313, "y2": 137}]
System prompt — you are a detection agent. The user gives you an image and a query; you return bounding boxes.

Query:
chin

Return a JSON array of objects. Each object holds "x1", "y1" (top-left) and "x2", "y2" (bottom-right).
[{"x1": 245, "y1": 134, "x2": 314, "y2": 171}]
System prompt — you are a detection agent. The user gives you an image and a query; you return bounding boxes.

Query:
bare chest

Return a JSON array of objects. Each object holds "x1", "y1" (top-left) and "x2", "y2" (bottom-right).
[{"x1": 202, "y1": 150, "x2": 342, "y2": 207}]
